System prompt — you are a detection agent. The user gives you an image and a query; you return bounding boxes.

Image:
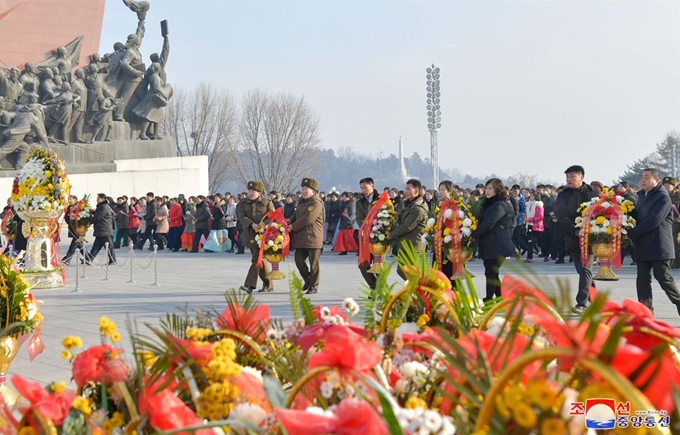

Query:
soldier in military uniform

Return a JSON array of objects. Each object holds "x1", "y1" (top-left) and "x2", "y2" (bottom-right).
[
  {"x1": 238, "y1": 180, "x2": 275, "y2": 294},
  {"x1": 662, "y1": 177, "x2": 680, "y2": 269},
  {"x1": 356, "y1": 177, "x2": 379, "y2": 289},
  {"x1": 288, "y1": 178, "x2": 324, "y2": 294}
]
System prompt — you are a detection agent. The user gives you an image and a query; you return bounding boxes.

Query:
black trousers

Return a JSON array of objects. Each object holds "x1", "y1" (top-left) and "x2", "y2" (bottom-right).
[
  {"x1": 358, "y1": 255, "x2": 376, "y2": 289},
  {"x1": 192, "y1": 228, "x2": 210, "y2": 252},
  {"x1": 483, "y1": 257, "x2": 505, "y2": 299},
  {"x1": 113, "y1": 228, "x2": 129, "y2": 248},
  {"x1": 62, "y1": 238, "x2": 85, "y2": 263},
  {"x1": 135, "y1": 224, "x2": 157, "y2": 249},
  {"x1": 227, "y1": 227, "x2": 237, "y2": 251},
  {"x1": 87, "y1": 236, "x2": 116, "y2": 263},
  {"x1": 569, "y1": 243, "x2": 594, "y2": 307},
  {"x1": 636, "y1": 260, "x2": 680, "y2": 316}
]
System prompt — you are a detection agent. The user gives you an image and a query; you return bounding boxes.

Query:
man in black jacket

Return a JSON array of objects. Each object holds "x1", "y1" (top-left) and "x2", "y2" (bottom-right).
[
  {"x1": 86, "y1": 193, "x2": 116, "y2": 265},
  {"x1": 627, "y1": 169, "x2": 680, "y2": 316},
  {"x1": 113, "y1": 197, "x2": 129, "y2": 249},
  {"x1": 554, "y1": 165, "x2": 599, "y2": 313},
  {"x1": 62, "y1": 195, "x2": 85, "y2": 264},
  {"x1": 134, "y1": 192, "x2": 157, "y2": 250}
]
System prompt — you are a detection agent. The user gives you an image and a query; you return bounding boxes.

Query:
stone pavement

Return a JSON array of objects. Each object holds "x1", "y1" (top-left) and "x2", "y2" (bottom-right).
[{"x1": 8, "y1": 230, "x2": 680, "y2": 387}]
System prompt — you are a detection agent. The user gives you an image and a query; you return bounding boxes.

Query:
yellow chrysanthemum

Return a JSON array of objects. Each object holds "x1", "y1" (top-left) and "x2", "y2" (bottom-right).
[
  {"x1": 50, "y1": 381, "x2": 66, "y2": 393},
  {"x1": 71, "y1": 396, "x2": 92, "y2": 416},
  {"x1": 416, "y1": 314, "x2": 430, "y2": 327},
  {"x1": 540, "y1": 418, "x2": 566, "y2": 435},
  {"x1": 404, "y1": 396, "x2": 427, "y2": 409},
  {"x1": 62, "y1": 336, "x2": 83, "y2": 350},
  {"x1": 99, "y1": 316, "x2": 117, "y2": 336},
  {"x1": 511, "y1": 402, "x2": 537, "y2": 429},
  {"x1": 61, "y1": 350, "x2": 72, "y2": 360},
  {"x1": 18, "y1": 427, "x2": 37, "y2": 435},
  {"x1": 111, "y1": 332, "x2": 121, "y2": 343},
  {"x1": 525, "y1": 380, "x2": 557, "y2": 410}
]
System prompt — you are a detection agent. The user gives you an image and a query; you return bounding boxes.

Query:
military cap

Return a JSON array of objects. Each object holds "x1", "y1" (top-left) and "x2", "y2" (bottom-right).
[
  {"x1": 246, "y1": 180, "x2": 265, "y2": 193},
  {"x1": 663, "y1": 177, "x2": 678, "y2": 187},
  {"x1": 301, "y1": 177, "x2": 319, "y2": 192}
]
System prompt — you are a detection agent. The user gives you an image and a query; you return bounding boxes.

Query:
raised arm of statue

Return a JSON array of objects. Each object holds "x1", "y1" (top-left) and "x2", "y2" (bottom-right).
[
  {"x1": 136, "y1": 20, "x2": 146, "y2": 47},
  {"x1": 160, "y1": 36, "x2": 169, "y2": 68}
]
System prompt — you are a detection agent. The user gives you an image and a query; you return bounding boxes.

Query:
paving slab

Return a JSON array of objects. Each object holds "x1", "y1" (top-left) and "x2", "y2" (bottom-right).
[{"x1": 7, "y1": 230, "x2": 680, "y2": 387}]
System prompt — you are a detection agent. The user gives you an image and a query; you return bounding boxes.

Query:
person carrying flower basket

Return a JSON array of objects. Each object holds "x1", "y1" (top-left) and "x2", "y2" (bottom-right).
[
  {"x1": 238, "y1": 181, "x2": 274, "y2": 294},
  {"x1": 386, "y1": 179, "x2": 428, "y2": 280},
  {"x1": 626, "y1": 168, "x2": 680, "y2": 317},
  {"x1": 356, "y1": 177, "x2": 381, "y2": 290},
  {"x1": 61, "y1": 195, "x2": 87, "y2": 265},
  {"x1": 288, "y1": 177, "x2": 324, "y2": 294}
]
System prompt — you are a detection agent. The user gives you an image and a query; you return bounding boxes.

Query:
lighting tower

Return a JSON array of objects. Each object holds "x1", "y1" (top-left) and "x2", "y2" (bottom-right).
[{"x1": 426, "y1": 64, "x2": 441, "y2": 188}]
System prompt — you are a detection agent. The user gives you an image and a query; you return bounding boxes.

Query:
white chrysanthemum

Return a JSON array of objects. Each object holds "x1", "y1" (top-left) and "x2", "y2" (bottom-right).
[
  {"x1": 462, "y1": 218, "x2": 472, "y2": 227},
  {"x1": 229, "y1": 403, "x2": 268, "y2": 427},
  {"x1": 461, "y1": 227, "x2": 471, "y2": 237},
  {"x1": 443, "y1": 235, "x2": 452, "y2": 243},
  {"x1": 458, "y1": 210, "x2": 465, "y2": 219},
  {"x1": 378, "y1": 234, "x2": 386, "y2": 241},
  {"x1": 427, "y1": 218, "x2": 436, "y2": 227},
  {"x1": 320, "y1": 381, "x2": 334, "y2": 399},
  {"x1": 421, "y1": 234, "x2": 428, "y2": 244},
  {"x1": 602, "y1": 202, "x2": 611, "y2": 209},
  {"x1": 443, "y1": 209, "x2": 453, "y2": 219},
  {"x1": 267, "y1": 240, "x2": 274, "y2": 246},
  {"x1": 400, "y1": 361, "x2": 428, "y2": 379},
  {"x1": 319, "y1": 306, "x2": 331, "y2": 320},
  {"x1": 396, "y1": 322, "x2": 419, "y2": 334}
]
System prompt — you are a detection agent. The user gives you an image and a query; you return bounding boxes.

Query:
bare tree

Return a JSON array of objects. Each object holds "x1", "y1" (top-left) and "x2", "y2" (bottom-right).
[
  {"x1": 163, "y1": 82, "x2": 238, "y2": 192},
  {"x1": 232, "y1": 89, "x2": 322, "y2": 193}
]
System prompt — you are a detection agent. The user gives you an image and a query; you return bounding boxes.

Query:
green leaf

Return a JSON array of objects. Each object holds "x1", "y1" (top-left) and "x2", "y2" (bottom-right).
[
  {"x1": 375, "y1": 388, "x2": 405, "y2": 435},
  {"x1": 263, "y1": 375, "x2": 287, "y2": 409}
]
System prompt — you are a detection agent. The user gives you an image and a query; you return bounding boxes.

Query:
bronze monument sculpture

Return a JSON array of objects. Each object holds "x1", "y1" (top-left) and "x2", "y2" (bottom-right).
[{"x1": 0, "y1": 0, "x2": 171, "y2": 169}]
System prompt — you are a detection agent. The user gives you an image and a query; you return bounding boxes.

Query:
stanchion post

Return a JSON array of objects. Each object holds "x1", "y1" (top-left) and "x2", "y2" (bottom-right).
[
  {"x1": 102, "y1": 242, "x2": 112, "y2": 281},
  {"x1": 126, "y1": 244, "x2": 135, "y2": 284},
  {"x1": 80, "y1": 241, "x2": 88, "y2": 279},
  {"x1": 150, "y1": 245, "x2": 160, "y2": 286},
  {"x1": 72, "y1": 249, "x2": 82, "y2": 293}
]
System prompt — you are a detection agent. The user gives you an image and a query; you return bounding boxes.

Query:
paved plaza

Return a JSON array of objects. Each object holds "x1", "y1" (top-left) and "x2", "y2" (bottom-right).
[{"x1": 8, "y1": 229, "x2": 680, "y2": 386}]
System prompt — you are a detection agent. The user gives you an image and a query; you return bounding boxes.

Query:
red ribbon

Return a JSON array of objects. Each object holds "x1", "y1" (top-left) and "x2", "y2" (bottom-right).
[
  {"x1": 579, "y1": 193, "x2": 623, "y2": 269},
  {"x1": 358, "y1": 192, "x2": 389, "y2": 265},
  {"x1": 256, "y1": 207, "x2": 290, "y2": 267},
  {"x1": 434, "y1": 200, "x2": 464, "y2": 277}
]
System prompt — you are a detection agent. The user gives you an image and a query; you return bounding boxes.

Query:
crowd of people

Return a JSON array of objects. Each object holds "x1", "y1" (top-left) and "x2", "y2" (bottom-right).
[{"x1": 2, "y1": 164, "x2": 680, "y2": 317}]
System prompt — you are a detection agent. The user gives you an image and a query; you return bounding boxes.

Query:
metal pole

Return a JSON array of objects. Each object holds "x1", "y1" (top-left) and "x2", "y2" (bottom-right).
[
  {"x1": 126, "y1": 244, "x2": 136, "y2": 284},
  {"x1": 80, "y1": 241, "x2": 88, "y2": 279},
  {"x1": 431, "y1": 130, "x2": 439, "y2": 188},
  {"x1": 72, "y1": 249, "x2": 82, "y2": 293},
  {"x1": 102, "y1": 242, "x2": 112, "y2": 281},
  {"x1": 150, "y1": 245, "x2": 160, "y2": 286}
]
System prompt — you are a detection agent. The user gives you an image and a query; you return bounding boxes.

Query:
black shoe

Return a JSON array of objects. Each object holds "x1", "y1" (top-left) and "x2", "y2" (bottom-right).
[
  {"x1": 240, "y1": 285, "x2": 254, "y2": 294},
  {"x1": 569, "y1": 257, "x2": 573, "y2": 263},
  {"x1": 339, "y1": 252, "x2": 348, "y2": 256},
  {"x1": 108, "y1": 261, "x2": 117, "y2": 266},
  {"x1": 303, "y1": 283, "x2": 309, "y2": 291},
  {"x1": 236, "y1": 252, "x2": 245, "y2": 255},
  {"x1": 305, "y1": 287, "x2": 318, "y2": 295},
  {"x1": 555, "y1": 259, "x2": 565, "y2": 264},
  {"x1": 631, "y1": 261, "x2": 637, "y2": 266},
  {"x1": 258, "y1": 288, "x2": 274, "y2": 293},
  {"x1": 172, "y1": 249, "x2": 180, "y2": 252}
]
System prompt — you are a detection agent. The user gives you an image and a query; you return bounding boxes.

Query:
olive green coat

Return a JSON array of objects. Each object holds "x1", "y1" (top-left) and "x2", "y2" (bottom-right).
[
  {"x1": 356, "y1": 193, "x2": 378, "y2": 228},
  {"x1": 390, "y1": 196, "x2": 428, "y2": 252},
  {"x1": 290, "y1": 194, "x2": 324, "y2": 249},
  {"x1": 238, "y1": 196, "x2": 274, "y2": 250}
]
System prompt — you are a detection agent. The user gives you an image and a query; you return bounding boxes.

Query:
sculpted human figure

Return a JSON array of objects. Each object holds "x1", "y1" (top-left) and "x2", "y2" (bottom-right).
[
  {"x1": 0, "y1": 95, "x2": 49, "y2": 169},
  {"x1": 39, "y1": 68, "x2": 58, "y2": 103},
  {"x1": 44, "y1": 82, "x2": 78, "y2": 141},
  {"x1": 52, "y1": 67, "x2": 64, "y2": 88},
  {"x1": 68, "y1": 69, "x2": 88, "y2": 142},
  {"x1": 133, "y1": 62, "x2": 171, "y2": 140},
  {"x1": 53, "y1": 46, "x2": 73, "y2": 79},
  {"x1": 0, "y1": 68, "x2": 22, "y2": 110},
  {"x1": 84, "y1": 65, "x2": 104, "y2": 114},
  {"x1": 105, "y1": 18, "x2": 145, "y2": 121},
  {"x1": 18, "y1": 63, "x2": 40, "y2": 94},
  {"x1": 91, "y1": 88, "x2": 120, "y2": 142}
]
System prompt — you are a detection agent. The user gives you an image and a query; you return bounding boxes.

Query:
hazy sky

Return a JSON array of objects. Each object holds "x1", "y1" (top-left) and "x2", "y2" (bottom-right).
[{"x1": 101, "y1": 0, "x2": 679, "y2": 185}]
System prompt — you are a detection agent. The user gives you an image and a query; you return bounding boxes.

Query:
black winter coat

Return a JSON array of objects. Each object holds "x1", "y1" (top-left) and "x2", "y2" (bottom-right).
[
  {"x1": 555, "y1": 183, "x2": 599, "y2": 252},
  {"x1": 145, "y1": 200, "x2": 157, "y2": 225},
  {"x1": 472, "y1": 195, "x2": 515, "y2": 260},
  {"x1": 194, "y1": 202, "x2": 211, "y2": 230},
  {"x1": 90, "y1": 202, "x2": 115, "y2": 237},
  {"x1": 338, "y1": 200, "x2": 355, "y2": 230},
  {"x1": 627, "y1": 183, "x2": 675, "y2": 261},
  {"x1": 212, "y1": 203, "x2": 227, "y2": 230},
  {"x1": 115, "y1": 203, "x2": 129, "y2": 229},
  {"x1": 283, "y1": 202, "x2": 296, "y2": 220}
]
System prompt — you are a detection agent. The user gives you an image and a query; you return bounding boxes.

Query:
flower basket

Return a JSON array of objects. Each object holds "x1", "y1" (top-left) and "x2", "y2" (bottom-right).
[
  {"x1": 359, "y1": 192, "x2": 396, "y2": 275},
  {"x1": 367, "y1": 242, "x2": 390, "y2": 273},
  {"x1": 575, "y1": 189, "x2": 635, "y2": 282},
  {"x1": 255, "y1": 208, "x2": 290, "y2": 280}
]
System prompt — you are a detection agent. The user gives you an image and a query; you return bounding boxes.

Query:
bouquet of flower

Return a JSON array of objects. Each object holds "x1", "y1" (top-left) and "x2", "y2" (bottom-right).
[
  {"x1": 1, "y1": 213, "x2": 17, "y2": 243},
  {"x1": 11, "y1": 146, "x2": 70, "y2": 212},
  {"x1": 71, "y1": 194, "x2": 94, "y2": 240},
  {"x1": 575, "y1": 189, "x2": 635, "y2": 278},
  {"x1": 0, "y1": 254, "x2": 43, "y2": 337},
  {"x1": 359, "y1": 193, "x2": 396, "y2": 273},
  {"x1": 255, "y1": 208, "x2": 291, "y2": 279}
]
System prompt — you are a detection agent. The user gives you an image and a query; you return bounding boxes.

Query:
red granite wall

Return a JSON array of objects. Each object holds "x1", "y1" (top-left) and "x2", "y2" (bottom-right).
[{"x1": 0, "y1": 0, "x2": 105, "y2": 70}]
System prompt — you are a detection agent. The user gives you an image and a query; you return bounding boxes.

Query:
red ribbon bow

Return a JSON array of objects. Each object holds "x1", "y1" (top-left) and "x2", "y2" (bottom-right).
[
  {"x1": 358, "y1": 192, "x2": 389, "y2": 265},
  {"x1": 256, "y1": 207, "x2": 290, "y2": 267}
]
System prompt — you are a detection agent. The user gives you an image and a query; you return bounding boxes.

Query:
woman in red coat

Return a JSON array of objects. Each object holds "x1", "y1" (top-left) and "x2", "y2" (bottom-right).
[
  {"x1": 168, "y1": 198, "x2": 184, "y2": 252},
  {"x1": 128, "y1": 197, "x2": 141, "y2": 248},
  {"x1": 525, "y1": 192, "x2": 544, "y2": 263}
]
